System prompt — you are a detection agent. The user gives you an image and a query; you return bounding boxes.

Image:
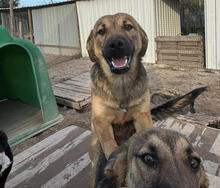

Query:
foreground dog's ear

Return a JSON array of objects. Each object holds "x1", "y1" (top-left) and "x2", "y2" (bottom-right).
[
  {"x1": 199, "y1": 166, "x2": 209, "y2": 188},
  {"x1": 104, "y1": 143, "x2": 128, "y2": 186},
  {"x1": 138, "y1": 24, "x2": 148, "y2": 58},
  {"x1": 87, "y1": 30, "x2": 96, "y2": 62}
]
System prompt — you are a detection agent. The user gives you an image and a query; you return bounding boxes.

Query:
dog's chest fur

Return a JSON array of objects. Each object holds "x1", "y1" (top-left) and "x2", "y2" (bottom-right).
[{"x1": 91, "y1": 62, "x2": 148, "y2": 110}]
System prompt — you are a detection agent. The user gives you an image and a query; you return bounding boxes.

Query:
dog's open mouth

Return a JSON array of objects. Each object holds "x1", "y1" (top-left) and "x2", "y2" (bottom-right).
[
  {"x1": 105, "y1": 55, "x2": 132, "y2": 74},
  {"x1": 111, "y1": 56, "x2": 130, "y2": 68},
  {"x1": 103, "y1": 36, "x2": 134, "y2": 74}
]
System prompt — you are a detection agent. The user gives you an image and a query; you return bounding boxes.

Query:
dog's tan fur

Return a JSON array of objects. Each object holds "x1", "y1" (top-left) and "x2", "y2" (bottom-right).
[
  {"x1": 88, "y1": 13, "x2": 152, "y2": 163},
  {"x1": 100, "y1": 128, "x2": 209, "y2": 188},
  {"x1": 87, "y1": 13, "x2": 207, "y2": 188},
  {"x1": 87, "y1": 13, "x2": 153, "y2": 187}
]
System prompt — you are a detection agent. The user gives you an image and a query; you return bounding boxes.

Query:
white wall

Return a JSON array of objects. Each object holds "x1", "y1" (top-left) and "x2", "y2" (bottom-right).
[
  {"x1": 76, "y1": 0, "x2": 156, "y2": 63},
  {"x1": 204, "y1": 0, "x2": 220, "y2": 69}
]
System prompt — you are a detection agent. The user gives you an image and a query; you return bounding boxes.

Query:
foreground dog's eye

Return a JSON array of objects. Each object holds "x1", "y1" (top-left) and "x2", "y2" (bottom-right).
[
  {"x1": 189, "y1": 157, "x2": 200, "y2": 170},
  {"x1": 97, "y1": 28, "x2": 106, "y2": 35},
  {"x1": 138, "y1": 153, "x2": 157, "y2": 167},
  {"x1": 123, "y1": 24, "x2": 133, "y2": 31}
]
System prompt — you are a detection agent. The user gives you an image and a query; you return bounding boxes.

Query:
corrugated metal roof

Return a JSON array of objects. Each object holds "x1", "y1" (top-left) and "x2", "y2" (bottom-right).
[{"x1": 0, "y1": 0, "x2": 86, "y2": 11}]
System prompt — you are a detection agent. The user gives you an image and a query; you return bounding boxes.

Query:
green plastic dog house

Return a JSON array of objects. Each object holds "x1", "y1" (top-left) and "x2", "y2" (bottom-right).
[{"x1": 0, "y1": 26, "x2": 62, "y2": 146}]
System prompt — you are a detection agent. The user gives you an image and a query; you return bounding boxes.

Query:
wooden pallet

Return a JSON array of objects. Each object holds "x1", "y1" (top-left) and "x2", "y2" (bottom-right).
[
  {"x1": 52, "y1": 72, "x2": 91, "y2": 110},
  {"x1": 155, "y1": 36, "x2": 204, "y2": 68}
]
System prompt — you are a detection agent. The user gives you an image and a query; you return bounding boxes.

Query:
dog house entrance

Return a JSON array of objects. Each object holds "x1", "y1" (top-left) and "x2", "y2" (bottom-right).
[
  {"x1": 0, "y1": 44, "x2": 43, "y2": 144},
  {"x1": 0, "y1": 99, "x2": 43, "y2": 142}
]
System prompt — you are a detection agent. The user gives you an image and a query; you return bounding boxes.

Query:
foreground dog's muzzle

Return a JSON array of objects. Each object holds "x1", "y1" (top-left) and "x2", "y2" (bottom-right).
[{"x1": 103, "y1": 35, "x2": 134, "y2": 74}]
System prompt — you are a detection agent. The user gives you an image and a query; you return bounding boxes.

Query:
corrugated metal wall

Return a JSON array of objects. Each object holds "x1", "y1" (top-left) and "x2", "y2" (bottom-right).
[
  {"x1": 0, "y1": 11, "x2": 29, "y2": 38},
  {"x1": 32, "y1": 3, "x2": 80, "y2": 56},
  {"x1": 204, "y1": 0, "x2": 220, "y2": 70},
  {"x1": 155, "y1": 0, "x2": 181, "y2": 36},
  {"x1": 76, "y1": 0, "x2": 156, "y2": 63}
]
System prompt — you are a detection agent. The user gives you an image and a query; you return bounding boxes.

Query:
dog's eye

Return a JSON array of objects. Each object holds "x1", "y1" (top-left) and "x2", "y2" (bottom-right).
[
  {"x1": 189, "y1": 157, "x2": 200, "y2": 171},
  {"x1": 123, "y1": 24, "x2": 133, "y2": 31},
  {"x1": 97, "y1": 28, "x2": 106, "y2": 35},
  {"x1": 138, "y1": 153, "x2": 157, "y2": 168}
]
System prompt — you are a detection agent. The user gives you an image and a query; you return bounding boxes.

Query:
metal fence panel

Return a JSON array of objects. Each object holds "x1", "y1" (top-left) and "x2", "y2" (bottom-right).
[{"x1": 32, "y1": 3, "x2": 80, "y2": 56}]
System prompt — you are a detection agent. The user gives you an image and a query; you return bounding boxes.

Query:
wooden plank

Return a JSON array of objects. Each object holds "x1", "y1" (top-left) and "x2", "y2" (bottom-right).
[
  {"x1": 55, "y1": 95, "x2": 91, "y2": 110},
  {"x1": 177, "y1": 46, "x2": 202, "y2": 51},
  {"x1": 180, "y1": 55, "x2": 203, "y2": 62},
  {"x1": 158, "y1": 45, "x2": 177, "y2": 50},
  {"x1": 11, "y1": 126, "x2": 79, "y2": 173},
  {"x1": 9, "y1": 0, "x2": 14, "y2": 37},
  {"x1": 64, "y1": 80, "x2": 90, "y2": 88},
  {"x1": 158, "y1": 41, "x2": 177, "y2": 47},
  {"x1": 53, "y1": 82, "x2": 91, "y2": 94},
  {"x1": 180, "y1": 61, "x2": 204, "y2": 67},
  {"x1": 69, "y1": 76, "x2": 90, "y2": 82},
  {"x1": 19, "y1": 21, "x2": 22, "y2": 38},
  {"x1": 156, "y1": 60, "x2": 204, "y2": 68},
  {"x1": 28, "y1": 9, "x2": 34, "y2": 43},
  {"x1": 159, "y1": 54, "x2": 178, "y2": 61},
  {"x1": 55, "y1": 97, "x2": 80, "y2": 110},
  {"x1": 7, "y1": 126, "x2": 91, "y2": 188},
  {"x1": 41, "y1": 153, "x2": 90, "y2": 188},
  {"x1": 53, "y1": 88, "x2": 89, "y2": 101},
  {"x1": 53, "y1": 87, "x2": 90, "y2": 99},
  {"x1": 71, "y1": 72, "x2": 90, "y2": 79},
  {"x1": 155, "y1": 36, "x2": 202, "y2": 42},
  {"x1": 79, "y1": 98, "x2": 91, "y2": 108},
  {"x1": 178, "y1": 41, "x2": 198, "y2": 46},
  {"x1": 53, "y1": 88, "x2": 88, "y2": 102},
  {"x1": 53, "y1": 84, "x2": 90, "y2": 94},
  {"x1": 54, "y1": 83, "x2": 90, "y2": 95},
  {"x1": 157, "y1": 42, "x2": 177, "y2": 50},
  {"x1": 156, "y1": 60, "x2": 179, "y2": 65},
  {"x1": 157, "y1": 49, "x2": 203, "y2": 55}
]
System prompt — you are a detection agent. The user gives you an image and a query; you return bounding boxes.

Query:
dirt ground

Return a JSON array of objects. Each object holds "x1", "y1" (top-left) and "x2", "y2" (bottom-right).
[{"x1": 12, "y1": 54, "x2": 220, "y2": 155}]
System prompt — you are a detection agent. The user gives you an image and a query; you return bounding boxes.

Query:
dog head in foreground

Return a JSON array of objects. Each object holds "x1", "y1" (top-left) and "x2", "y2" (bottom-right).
[
  {"x1": 98, "y1": 128, "x2": 209, "y2": 188},
  {"x1": 0, "y1": 130, "x2": 13, "y2": 188},
  {"x1": 87, "y1": 13, "x2": 148, "y2": 75}
]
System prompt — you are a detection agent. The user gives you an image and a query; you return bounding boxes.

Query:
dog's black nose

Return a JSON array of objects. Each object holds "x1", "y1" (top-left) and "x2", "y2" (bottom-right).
[
  {"x1": 108, "y1": 38, "x2": 125, "y2": 50},
  {"x1": 103, "y1": 35, "x2": 133, "y2": 63}
]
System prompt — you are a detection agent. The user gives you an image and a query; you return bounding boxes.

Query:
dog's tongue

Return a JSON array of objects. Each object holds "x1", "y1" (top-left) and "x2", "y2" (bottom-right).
[{"x1": 113, "y1": 57, "x2": 127, "y2": 67}]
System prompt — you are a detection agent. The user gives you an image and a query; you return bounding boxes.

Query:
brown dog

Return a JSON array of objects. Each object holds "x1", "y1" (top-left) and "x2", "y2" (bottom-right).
[
  {"x1": 98, "y1": 128, "x2": 209, "y2": 188},
  {"x1": 87, "y1": 13, "x2": 153, "y2": 160},
  {"x1": 87, "y1": 13, "x2": 207, "y2": 187}
]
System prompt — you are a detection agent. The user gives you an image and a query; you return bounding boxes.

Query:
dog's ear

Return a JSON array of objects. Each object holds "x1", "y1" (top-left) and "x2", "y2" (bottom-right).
[
  {"x1": 199, "y1": 166, "x2": 209, "y2": 188},
  {"x1": 87, "y1": 30, "x2": 96, "y2": 62},
  {"x1": 104, "y1": 143, "x2": 128, "y2": 186},
  {"x1": 138, "y1": 24, "x2": 148, "y2": 58}
]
